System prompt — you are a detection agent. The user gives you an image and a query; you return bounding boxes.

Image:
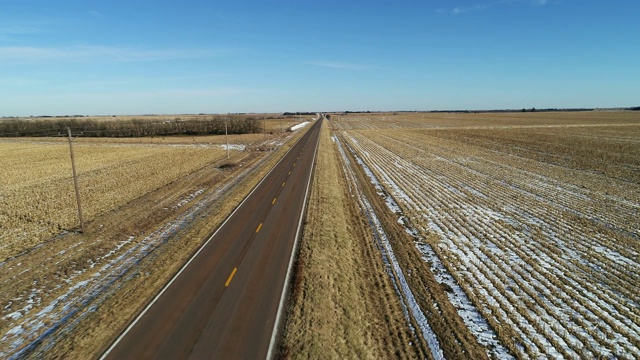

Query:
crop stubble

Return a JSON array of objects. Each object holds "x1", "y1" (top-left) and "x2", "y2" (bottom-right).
[
  {"x1": 334, "y1": 111, "x2": 639, "y2": 359},
  {"x1": 0, "y1": 129, "x2": 307, "y2": 358}
]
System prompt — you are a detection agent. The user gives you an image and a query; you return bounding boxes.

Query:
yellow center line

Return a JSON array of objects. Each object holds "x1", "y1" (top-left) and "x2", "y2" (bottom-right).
[
  {"x1": 282, "y1": 181, "x2": 286, "y2": 187},
  {"x1": 225, "y1": 267, "x2": 237, "y2": 287},
  {"x1": 256, "y1": 222, "x2": 263, "y2": 233},
  {"x1": 272, "y1": 197, "x2": 277, "y2": 205},
  {"x1": 293, "y1": 163, "x2": 296, "y2": 167},
  {"x1": 288, "y1": 171, "x2": 291, "y2": 175}
]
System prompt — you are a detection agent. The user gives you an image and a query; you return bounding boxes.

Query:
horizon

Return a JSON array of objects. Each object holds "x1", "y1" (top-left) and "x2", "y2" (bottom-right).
[
  {"x1": 2, "y1": 0, "x2": 639, "y2": 117},
  {"x1": 4, "y1": 106, "x2": 639, "y2": 119}
]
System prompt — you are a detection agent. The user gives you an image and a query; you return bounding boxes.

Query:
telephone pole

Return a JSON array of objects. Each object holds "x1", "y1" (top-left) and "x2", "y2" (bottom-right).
[
  {"x1": 67, "y1": 127, "x2": 85, "y2": 233},
  {"x1": 225, "y1": 118, "x2": 229, "y2": 159}
]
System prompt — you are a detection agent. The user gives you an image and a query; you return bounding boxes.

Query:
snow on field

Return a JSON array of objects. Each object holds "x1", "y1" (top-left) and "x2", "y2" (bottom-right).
[
  {"x1": 341, "y1": 127, "x2": 640, "y2": 359},
  {"x1": 343, "y1": 133, "x2": 510, "y2": 359},
  {"x1": 290, "y1": 121, "x2": 310, "y2": 131},
  {"x1": 335, "y1": 135, "x2": 445, "y2": 360},
  {"x1": 0, "y1": 165, "x2": 260, "y2": 358},
  {"x1": 219, "y1": 144, "x2": 246, "y2": 151}
]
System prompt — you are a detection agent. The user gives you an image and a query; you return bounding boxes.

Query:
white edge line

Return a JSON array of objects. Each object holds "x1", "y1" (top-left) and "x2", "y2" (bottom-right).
[
  {"x1": 266, "y1": 117, "x2": 322, "y2": 359},
  {"x1": 100, "y1": 126, "x2": 314, "y2": 359}
]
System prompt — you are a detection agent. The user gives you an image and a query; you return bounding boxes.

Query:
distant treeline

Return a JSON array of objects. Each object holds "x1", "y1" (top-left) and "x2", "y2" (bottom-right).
[
  {"x1": 0, "y1": 116, "x2": 263, "y2": 137},
  {"x1": 283, "y1": 112, "x2": 317, "y2": 116}
]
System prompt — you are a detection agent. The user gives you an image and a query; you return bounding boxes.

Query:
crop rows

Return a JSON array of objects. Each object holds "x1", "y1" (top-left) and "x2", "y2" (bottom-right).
[
  {"x1": 0, "y1": 140, "x2": 228, "y2": 261},
  {"x1": 335, "y1": 114, "x2": 639, "y2": 359}
]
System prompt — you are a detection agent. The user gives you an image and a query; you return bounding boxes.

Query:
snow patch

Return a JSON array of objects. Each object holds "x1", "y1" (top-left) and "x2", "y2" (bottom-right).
[
  {"x1": 219, "y1": 144, "x2": 245, "y2": 151},
  {"x1": 290, "y1": 121, "x2": 310, "y2": 131}
]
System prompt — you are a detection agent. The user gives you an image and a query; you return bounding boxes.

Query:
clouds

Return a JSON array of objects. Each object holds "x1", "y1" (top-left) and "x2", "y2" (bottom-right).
[
  {"x1": 440, "y1": 0, "x2": 550, "y2": 15},
  {"x1": 305, "y1": 61, "x2": 379, "y2": 70},
  {"x1": 452, "y1": 5, "x2": 488, "y2": 14},
  {"x1": 0, "y1": 45, "x2": 232, "y2": 63},
  {"x1": 0, "y1": 25, "x2": 40, "y2": 42}
]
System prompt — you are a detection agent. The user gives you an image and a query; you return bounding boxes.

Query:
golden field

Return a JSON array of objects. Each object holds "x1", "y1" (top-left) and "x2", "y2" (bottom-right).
[
  {"x1": 0, "y1": 138, "x2": 231, "y2": 260},
  {"x1": 0, "y1": 125, "x2": 311, "y2": 358}
]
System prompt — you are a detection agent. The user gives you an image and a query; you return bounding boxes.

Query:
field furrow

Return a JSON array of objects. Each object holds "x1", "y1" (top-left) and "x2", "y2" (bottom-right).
[{"x1": 334, "y1": 112, "x2": 640, "y2": 359}]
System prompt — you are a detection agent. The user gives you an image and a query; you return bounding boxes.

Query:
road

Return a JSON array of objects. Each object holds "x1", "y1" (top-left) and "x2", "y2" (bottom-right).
[{"x1": 102, "y1": 118, "x2": 323, "y2": 359}]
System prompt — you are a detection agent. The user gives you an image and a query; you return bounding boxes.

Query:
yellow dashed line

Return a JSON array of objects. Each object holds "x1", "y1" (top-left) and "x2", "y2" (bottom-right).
[
  {"x1": 225, "y1": 268, "x2": 237, "y2": 287},
  {"x1": 256, "y1": 223, "x2": 263, "y2": 233},
  {"x1": 272, "y1": 197, "x2": 277, "y2": 205},
  {"x1": 282, "y1": 182, "x2": 286, "y2": 187}
]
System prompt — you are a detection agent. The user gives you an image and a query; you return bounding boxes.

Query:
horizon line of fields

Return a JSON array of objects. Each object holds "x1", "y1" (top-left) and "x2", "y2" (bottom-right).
[{"x1": 1, "y1": 107, "x2": 639, "y2": 120}]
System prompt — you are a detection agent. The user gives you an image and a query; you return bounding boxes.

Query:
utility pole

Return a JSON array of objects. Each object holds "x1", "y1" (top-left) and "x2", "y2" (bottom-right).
[
  {"x1": 225, "y1": 118, "x2": 229, "y2": 159},
  {"x1": 67, "y1": 127, "x2": 85, "y2": 233}
]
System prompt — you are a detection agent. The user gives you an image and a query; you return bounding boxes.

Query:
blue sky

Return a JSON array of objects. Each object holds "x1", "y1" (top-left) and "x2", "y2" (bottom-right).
[{"x1": 1, "y1": 0, "x2": 638, "y2": 116}]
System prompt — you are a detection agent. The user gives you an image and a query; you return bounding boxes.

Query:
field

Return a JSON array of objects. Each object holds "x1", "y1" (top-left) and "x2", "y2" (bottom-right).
[
  {"x1": 2, "y1": 111, "x2": 638, "y2": 358},
  {"x1": 0, "y1": 134, "x2": 264, "y2": 260},
  {"x1": 330, "y1": 111, "x2": 639, "y2": 359},
  {"x1": 0, "y1": 122, "x2": 310, "y2": 358}
]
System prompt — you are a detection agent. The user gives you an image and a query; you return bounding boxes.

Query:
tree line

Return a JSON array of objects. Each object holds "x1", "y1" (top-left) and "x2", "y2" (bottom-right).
[{"x1": 0, "y1": 116, "x2": 263, "y2": 137}]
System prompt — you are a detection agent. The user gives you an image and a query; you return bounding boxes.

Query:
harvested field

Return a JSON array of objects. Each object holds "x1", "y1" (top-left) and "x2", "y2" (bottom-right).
[
  {"x1": 0, "y1": 138, "x2": 228, "y2": 260},
  {"x1": 0, "y1": 124, "x2": 311, "y2": 358},
  {"x1": 332, "y1": 111, "x2": 640, "y2": 359}
]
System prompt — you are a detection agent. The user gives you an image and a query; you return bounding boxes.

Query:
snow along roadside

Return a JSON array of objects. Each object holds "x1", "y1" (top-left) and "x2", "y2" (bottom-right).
[
  {"x1": 342, "y1": 132, "x2": 512, "y2": 359},
  {"x1": 335, "y1": 134, "x2": 445, "y2": 360}
]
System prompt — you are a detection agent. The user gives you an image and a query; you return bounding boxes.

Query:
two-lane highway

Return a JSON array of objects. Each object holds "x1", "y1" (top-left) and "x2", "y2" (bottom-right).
[{"x1": 102, "y1": 118, "x2": 323, "y2": 359}]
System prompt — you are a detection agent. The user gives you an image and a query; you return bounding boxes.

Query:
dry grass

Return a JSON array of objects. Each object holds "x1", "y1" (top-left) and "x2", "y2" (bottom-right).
[{"x1": 281, "y1": 120, "x2": 422, "y2": 359}]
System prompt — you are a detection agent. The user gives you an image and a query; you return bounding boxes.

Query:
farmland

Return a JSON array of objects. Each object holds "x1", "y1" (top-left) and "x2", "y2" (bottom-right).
[
  {"x1": 0, "y1": 122, "x2": 310, "y2": 358},
  {"x1": 0, "y1": 140, "x2": 229, "y2": 259},
  {"x1": 1, "y1": 110, "x2": 638, "y2": 358},
  {"x1": 331, "y1": 111, "x2": 639, "y2": 359}
]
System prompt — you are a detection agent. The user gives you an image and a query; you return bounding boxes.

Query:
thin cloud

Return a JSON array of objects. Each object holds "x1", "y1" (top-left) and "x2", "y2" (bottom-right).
[
  {"x1": 88, "y1": 10, "x2": 107, "y2": 19},
  {"x1": 440, "y1": 0, "x2": 549, "y2": 15},
  {"x1": 0, "y1": 45, "x2": 233, "y2": 63},
  {"x1": 453, "y1": 5, "x2": 488, "y2": 14},
  {"x1": 51, "y1": 74, "x2": 229, "y2": 90},
  {"x1": 305, "y1": 61, "x2": 379, "y2": 70},
  {"x1": 0, "y1": 76, "x2": 43, "y2": 87},
  {"x1": 0, "y1": 25, "x2": 40, "y2": 41}
]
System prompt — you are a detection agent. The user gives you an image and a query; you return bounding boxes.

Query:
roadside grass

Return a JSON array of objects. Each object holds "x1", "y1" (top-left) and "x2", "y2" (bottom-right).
[{"x1": 281, "y1": 120, "x2": 422, "y2": 359}]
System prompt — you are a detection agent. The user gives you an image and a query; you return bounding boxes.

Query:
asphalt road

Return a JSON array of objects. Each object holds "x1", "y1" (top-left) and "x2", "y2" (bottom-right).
[{"x1": 102, "y1": 118, "x2": 323, "y2": 359}]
